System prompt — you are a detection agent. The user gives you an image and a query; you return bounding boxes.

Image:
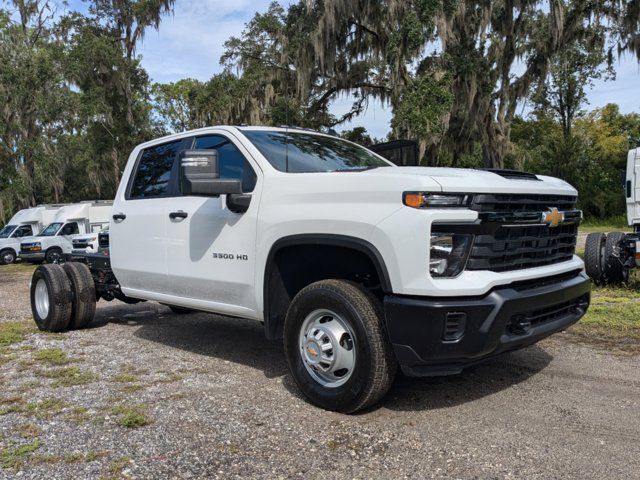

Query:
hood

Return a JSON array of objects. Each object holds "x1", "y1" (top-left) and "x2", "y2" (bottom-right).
[{"x1": 364, "y1": 167, "x2": 577, "y2": 196}]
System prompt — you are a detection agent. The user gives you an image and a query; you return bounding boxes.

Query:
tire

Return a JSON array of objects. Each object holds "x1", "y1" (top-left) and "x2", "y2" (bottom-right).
[
  {"x1": 603, "y1": 232, "x2": 628, "y2": 284},
  {"x1": 45, "y1": 247, "x2": 63, "y2": 264},
  {"x1": 63, "y1": 262, "x2": 97, "y2": 329},
  {"x1": 283, "y1": 279, "x2": 396, "y2": 413},
  {"x1": 30, "y1": 264, "x2": 73, "y2": 332},
  {"x1": 584, "y1": 232, "x2": 606, "y2": 284},
  {"x1": 0, "y1": 249, "x2": 16, "y2": 265}
]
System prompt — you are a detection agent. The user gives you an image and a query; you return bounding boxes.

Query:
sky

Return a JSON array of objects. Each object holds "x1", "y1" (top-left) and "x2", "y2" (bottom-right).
[{"x1": 59, "y1": 0, "x2": 640, "y2": 139}]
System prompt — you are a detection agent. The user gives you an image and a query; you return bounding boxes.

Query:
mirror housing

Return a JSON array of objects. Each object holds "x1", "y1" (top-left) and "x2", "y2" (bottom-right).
[{"x1": 180, "y1": 150, "x2": 242, "y2": 196}]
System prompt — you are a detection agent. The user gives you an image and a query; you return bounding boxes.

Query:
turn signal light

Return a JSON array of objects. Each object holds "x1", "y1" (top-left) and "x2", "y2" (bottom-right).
[{"x1": 403, "y1": 192, "x2": 471, "y2": 209}]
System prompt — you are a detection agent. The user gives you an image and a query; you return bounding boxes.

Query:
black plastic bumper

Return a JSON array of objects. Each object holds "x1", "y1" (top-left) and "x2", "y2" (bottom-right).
[{"x1": 384, "y1": 270, "x2": 591, "y2": 377}]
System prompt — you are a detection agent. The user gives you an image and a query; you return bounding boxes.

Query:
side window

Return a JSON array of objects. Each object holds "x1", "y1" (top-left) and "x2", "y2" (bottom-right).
[
  {"x1": 194, "y1": 135, "x2": 257, "y2": 193},
  {"x1": 15, "y1": 226, "x2": 33, "y2": 237},
  {"x1": 61, "y1": 223, "x2": 79, "y2": 236},
  {"x1": 129, "y1": 140, "x2": 184, "y2": 199}
]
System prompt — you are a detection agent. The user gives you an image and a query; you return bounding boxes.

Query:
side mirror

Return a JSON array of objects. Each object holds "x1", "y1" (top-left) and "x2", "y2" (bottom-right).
[{"x1": 180, "y1": 150, "x2": 242, "y2": 196}]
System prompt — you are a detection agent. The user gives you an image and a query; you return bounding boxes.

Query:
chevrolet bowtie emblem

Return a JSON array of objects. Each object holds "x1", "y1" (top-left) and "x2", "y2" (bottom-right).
[{"x1": 542, "y1": 207, "x2": 565, "y2": 228}]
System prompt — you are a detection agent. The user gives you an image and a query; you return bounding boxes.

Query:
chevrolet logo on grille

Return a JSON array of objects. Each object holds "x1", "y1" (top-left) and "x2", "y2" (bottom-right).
[{"x1": 542, "y1": 207, "x2": 565, "y2": 228}]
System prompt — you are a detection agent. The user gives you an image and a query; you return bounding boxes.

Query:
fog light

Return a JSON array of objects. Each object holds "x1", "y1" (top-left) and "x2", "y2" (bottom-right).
[{"x1": 429, "y1": 232, "x2": 473, "y2": 278}]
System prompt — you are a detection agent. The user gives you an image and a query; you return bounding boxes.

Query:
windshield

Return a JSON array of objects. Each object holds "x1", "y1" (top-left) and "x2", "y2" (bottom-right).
[
  {"x1": 0, "y1": 225, "x2": 17, "y2": 239},
  {"x1": 40, "y1": 223, "x2": 63, "y2": 237},
  {"x1": 243, "y1": 130, "x2": 391, "y2": 173}
]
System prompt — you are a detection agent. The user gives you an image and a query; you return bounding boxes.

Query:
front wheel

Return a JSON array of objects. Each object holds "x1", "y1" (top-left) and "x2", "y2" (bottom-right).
[
  {"x1": 0, "y1": 249, "x2": 16, "y2": 265},
  {"x1": 284, "y1": 279, "x2": 396, "y2": 413},
  {"x1": 45, "y1": 247, "x2": 63, "y2": 264}
]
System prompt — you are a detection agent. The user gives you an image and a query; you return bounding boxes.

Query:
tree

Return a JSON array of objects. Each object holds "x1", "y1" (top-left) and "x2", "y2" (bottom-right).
[
  {"x1": 531, "y1": 32, "x2": 613, "y2": 139},
  {"x1": 0, "y1": 0, "x2": 75, "y2": 211},
  {"x1": 152, "y1": 79, "x2": 204, "y2": 133},
  {"x1": 284, "y1": 0, "x2": 640, "y2": 167}
]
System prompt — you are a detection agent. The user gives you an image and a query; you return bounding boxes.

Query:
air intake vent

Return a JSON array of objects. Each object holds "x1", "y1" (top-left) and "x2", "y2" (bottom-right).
[
  {"x1": 442, "y1": 312, "x2": 466, "y2": 342},
  {"x1": 485, "y1": 169, "x2": 541, "y2": 181}
]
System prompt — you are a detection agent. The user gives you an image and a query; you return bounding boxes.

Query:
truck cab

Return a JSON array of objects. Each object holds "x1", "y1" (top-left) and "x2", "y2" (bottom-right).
[
  {"x1": 20, "y1": 202, "x2": 112, "y2": 264},
  {"x1": 29, "y1": 126, "x2": 591, "y2": 412}
]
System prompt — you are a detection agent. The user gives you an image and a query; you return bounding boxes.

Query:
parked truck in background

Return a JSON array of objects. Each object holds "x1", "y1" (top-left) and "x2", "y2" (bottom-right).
[
  {"x1": 585, "y1": 147, "x2": 640, "y2": 284},
  {"x1": 28, "y1": 126, "x2": 590, "y2": 412},
  {"x1": 0, "y1": 205, "x2": 65, "y2": 265},
  {"x1": 20, "y1": 201, "x2": 112, "y2": 264}
]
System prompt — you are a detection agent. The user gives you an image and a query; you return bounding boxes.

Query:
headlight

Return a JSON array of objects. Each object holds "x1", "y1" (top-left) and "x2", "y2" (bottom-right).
[
  {"x1": 404, "y1": 192, "x2": 472, "y2": 209},
  {"x1": 429, "y1": 232, "x2": 473, "y2": 278}
]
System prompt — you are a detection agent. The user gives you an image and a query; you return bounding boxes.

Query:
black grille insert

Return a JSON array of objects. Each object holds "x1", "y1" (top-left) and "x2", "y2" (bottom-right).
[
  {"x1": 467, "y1": 223, "x2": 579, "y2": 272},
  {"x1": 461, "y1": 193, "x2": 580, "y2": 273}
]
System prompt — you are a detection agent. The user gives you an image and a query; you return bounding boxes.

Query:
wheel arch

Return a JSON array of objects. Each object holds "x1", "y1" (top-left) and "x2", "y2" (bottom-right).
[{"x1": 262, "y1": 234, "x2": 392, "y2": 340}]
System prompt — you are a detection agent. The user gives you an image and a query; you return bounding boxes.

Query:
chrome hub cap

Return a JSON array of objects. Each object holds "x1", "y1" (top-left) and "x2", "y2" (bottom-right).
[
  {"x1": 299, "y1": 309, "x2": 356, "y2": 388},
  {"x1": 2, "y1": 252, "x2": 13, "y2": 263},
  {"x1": 35, "y1": 279, "x2": 50, "y2": 319}
]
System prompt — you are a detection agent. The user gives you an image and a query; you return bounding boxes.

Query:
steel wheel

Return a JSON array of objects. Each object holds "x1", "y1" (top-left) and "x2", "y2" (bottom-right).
[
  {"x1": 1, "y1": 250, "x2": 15, "y2": 265},
  {"x1": 34, "y1": 279, "x2": 50, "y2": 319},
  {"x1": 298, "y1": 309, "x2": 356, "y2": 388}
]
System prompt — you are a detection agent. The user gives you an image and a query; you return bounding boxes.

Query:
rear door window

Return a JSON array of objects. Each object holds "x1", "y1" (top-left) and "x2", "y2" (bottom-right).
[{"x1": 129, "y1": 139, "x2": 189, "y2": 199}]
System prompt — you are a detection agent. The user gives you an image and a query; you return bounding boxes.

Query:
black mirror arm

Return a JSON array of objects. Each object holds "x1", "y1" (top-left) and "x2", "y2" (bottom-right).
[{"x1": 227, "y1": 193, "x2": 252, "y2": 214}]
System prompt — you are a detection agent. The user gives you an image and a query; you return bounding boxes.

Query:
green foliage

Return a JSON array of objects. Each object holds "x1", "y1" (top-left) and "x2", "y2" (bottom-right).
[{"x1": 511, "y1": 104, "x2": 640, "y2": 219}]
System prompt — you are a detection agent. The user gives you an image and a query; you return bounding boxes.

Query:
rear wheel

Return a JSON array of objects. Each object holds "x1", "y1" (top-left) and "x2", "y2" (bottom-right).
[
  {"x1": 0, "y1": 249, "x2": 16, "y2": 265},
  {"x1": 30, "y1": 264, "x2": 72, "y2": 332},
  {"x1": 45, "y1": 247, "x2": 63, "y2": 264},
  {"x1": 284, "y1": 279, "x2": 396, "y2": 413},
  {"x1": 63, "y1": 262, "x2": 97, "y2": 329},
  {"x1": 584, "y1": 232, "x2": 606, "y2": 284},
  {"x1": 603, "y1": 232, "x2": 628, "y2": 284}
]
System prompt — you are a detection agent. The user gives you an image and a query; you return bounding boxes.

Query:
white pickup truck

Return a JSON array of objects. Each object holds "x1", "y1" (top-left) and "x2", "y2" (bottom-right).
[{"x1": 28, "y1": 126, "x2": 590, "y2": 412}]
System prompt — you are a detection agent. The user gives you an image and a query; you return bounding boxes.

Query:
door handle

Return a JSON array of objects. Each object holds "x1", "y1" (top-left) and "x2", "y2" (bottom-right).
[
  {"x1": 113, "y1": 213, "x2": 126, "y2": 222},
  {"x1": 169, "y1": 211, "x2": 188, "y2": 220}
]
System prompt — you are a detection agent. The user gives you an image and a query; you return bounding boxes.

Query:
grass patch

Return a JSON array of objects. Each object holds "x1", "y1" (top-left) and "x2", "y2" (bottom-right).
[
  {"x1": 121, "y1": 384, "x2": 145, "y2": 393},
  {"x1": 0, "y1": 396, "x2": 24, "y2": 416},
  {"x1": 111, "y1": 404, "x2": 153, "y2": 428},
  {"x1": 37, "y1": 366, "x2": 97, "y2": 387},
  {"x1": 112, "y1": 373, "x2": 138, "y2": 383},
  {"x1": 0, "y1": 263, "x2": 36, "y2": 275},
  {"x1": 65, "y1": 406, "x2": 92, "y2": 424},
  {"x1": 569, "y1": 279, "x2": 640, "y2": 352},
  {"x1": 0, "y1": 439, "x2": 41, "y2": 470},
  {"x1": 0, "y1": 321, "x2": 36, "y2": 347},
  {"x1": 15, "y1": 423, "x2": 41, "y2": 440},
  {"x1": 103, "y1": 456, "x2": 132, "y2": 479},
  {"x1": 33, "y1": 348, "x2": 72, "y2": 365},
  {"x1": 23, "y1": 398, "x2": 68, "y2": 420},
  {"x1": 581, "y1": 215, "x2": 629, "y2": 232}
]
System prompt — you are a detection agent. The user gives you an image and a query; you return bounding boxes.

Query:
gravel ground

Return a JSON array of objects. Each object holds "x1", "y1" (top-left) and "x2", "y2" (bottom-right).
[{"x1": 1, "y1": 266, "x2": 640, "y2": 479}]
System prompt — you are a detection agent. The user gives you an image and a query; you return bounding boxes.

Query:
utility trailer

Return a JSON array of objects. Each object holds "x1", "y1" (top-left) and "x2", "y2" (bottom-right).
[{"x1": 584, "y1": 147, "x2": 640, "y2": 284}]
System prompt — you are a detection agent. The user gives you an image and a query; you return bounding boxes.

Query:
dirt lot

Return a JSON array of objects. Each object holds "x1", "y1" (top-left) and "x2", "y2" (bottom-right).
[{"x1": 1, "y1": 265, "x2": 640, "y2": 479}]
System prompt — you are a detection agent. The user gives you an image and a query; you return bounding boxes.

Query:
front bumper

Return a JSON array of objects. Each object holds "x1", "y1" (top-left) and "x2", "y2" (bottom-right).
[
  {"x1": 19, "y1": 251, "x2": 45, "y2": 262},
  {"x1": 384, "y1": 270, "x2": 590, "y2": 376}
]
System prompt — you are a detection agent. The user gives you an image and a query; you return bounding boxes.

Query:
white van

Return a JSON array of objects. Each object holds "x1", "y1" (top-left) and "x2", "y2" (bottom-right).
[
  {"x1": 0, "y1": 205, "x2": 64, "y2": 265},
  {"x1": 19, "y1": 201, "x2": 112, "y2": 264}
]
